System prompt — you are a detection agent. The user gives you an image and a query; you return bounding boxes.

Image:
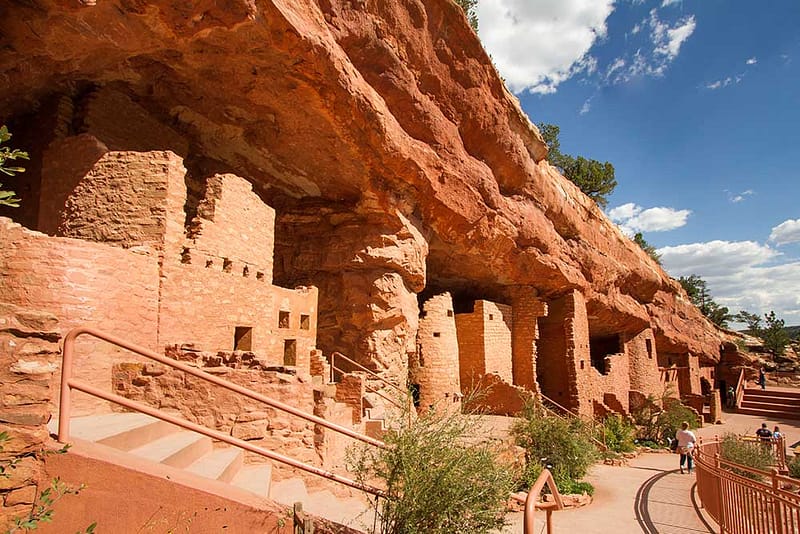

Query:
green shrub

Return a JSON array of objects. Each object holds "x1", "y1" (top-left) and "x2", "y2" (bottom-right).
[
  {"x1": 719, "y1": 433, "x2": 774, "y2": 480},
  {"x1": 348, "y1": 407, "x2": 515, "y2": 534},
  {"x1": 511, "y1": 404, "x2": 598, "y2": 494},
  {"x1": 601, "y1": 414, "x2": 636, "y2": 453},
  {"x1": 788, "y1": 455, "x2": 800, "y2": 479}
]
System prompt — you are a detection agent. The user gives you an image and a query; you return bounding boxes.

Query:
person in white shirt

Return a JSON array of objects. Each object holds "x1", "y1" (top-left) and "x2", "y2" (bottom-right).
[{"x1": 675, "y1": 421, "x2": 697, "y2": 474}]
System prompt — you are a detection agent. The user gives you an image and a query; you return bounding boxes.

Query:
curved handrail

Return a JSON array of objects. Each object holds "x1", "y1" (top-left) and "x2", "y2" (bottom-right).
[
  {"x1": 510, "y1": 468, "x2": 564, "y2": 534},
  {"x1": 58, "y1": 326, "x2": 386, "y2": 496},
  {"x1": 695, "y1": 435, "x2": 799, "y2": 533}
]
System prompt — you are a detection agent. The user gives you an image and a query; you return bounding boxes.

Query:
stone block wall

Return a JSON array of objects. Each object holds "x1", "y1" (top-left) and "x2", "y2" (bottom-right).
[
  {"x1": 0, "y1": 303, "x2": 60, "y2": 530},
  {"x1": 463, "y1": 373, "x2": 533, "y2": 416},
  {"x1": 187, "y1": 173, "x2": 274, "y2": 283},
  {"x1": 0, "y1": 219, "x2": 160, "y2": 415},
  {"x1": 112, "y1": 357, "x2": 319, "y2": 472},
  {"x1": 455, "y1": 306, "x2": 484, "y2": 391},
  {"x1": 627, "y1": 328, "x2": 661, "y2": 402},
  {"x1": 510, "y1": 287, "x2": 546, "y2": 391},
  {"x1": 57, "y1": 151, "x2": 187, "y2": 251},
  {"x1": 480, "y1": 301, "x2": 513, "y2": 383},
  {"x1": 412, "y1": 293, "x2": 460, "y2": 413},
  {"x1": 536, "y1": 293, "x2": 577, "y2": 411},
  {"x1": 334, "y1": 374, "x2": 364, "y2": 424}
]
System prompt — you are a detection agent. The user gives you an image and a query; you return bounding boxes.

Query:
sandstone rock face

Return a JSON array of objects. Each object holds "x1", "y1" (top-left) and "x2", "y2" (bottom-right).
[{"x1": 0, "y1": 1, "x2": 726, "y2": 404}]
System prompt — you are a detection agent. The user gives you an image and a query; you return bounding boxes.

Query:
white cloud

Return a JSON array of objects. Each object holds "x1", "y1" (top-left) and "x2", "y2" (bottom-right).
[
  {"x1": 746, "y1": 57, "x2": 757, "y2": 65},
  {"x1": 705, "y1": 77, "x2": 734, "y2": 90},
  {"x1": 476, "y1": 0, "x2": 615, "y2": 94},
  {"x1": 608, "y1": 202, "x2": 691, "y2": 235},
  {"x1": 661, "y1": 0, "x2": 682, "y2": 6},
  {"x1": 725, "y1": 189, "x2": 754, "y2": 203},
  {"x1": 651, "y1": 10, "x2": 696, "y2": 61},
  {"x1": 659, "y1": 240, "x2": 800, "y2": 325},
  {"x1": 769, "y1": 219, "x2": 800, "y2": 245},
  {"x1": 579, "y1": 98, "x2": 592, "y2": 115}
]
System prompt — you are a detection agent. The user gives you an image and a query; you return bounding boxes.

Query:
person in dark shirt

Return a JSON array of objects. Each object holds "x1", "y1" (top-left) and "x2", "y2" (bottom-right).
[{"x1": 755, "y1": 422, "x2": 773, "y2": 444}]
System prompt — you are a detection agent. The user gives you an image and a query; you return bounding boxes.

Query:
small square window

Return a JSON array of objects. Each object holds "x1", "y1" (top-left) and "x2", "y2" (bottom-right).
[
  {"x1": 223, "y1": 258, "x2": 233, "y2": 273},
  {"x1": 279, "y1": 311, "x2": 290, "y2": 328},
  {"x1": 447, "y1": 310, "x2": 453, "y2": 317},
  {"x1": 433, "y1": 332, "x2": 441, "y2": 338},
  {"x1": 300, "y1": 314, "x2": 310, "y2": 330},
  {"x1": 488, "y1": 314, "x2": 494, "y2": 320}
]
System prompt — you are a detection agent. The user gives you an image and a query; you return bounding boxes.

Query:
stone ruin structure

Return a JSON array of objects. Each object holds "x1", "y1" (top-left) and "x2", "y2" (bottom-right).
[{"x1": 0, "y1": 0, "x2": 744, "y2": 525}]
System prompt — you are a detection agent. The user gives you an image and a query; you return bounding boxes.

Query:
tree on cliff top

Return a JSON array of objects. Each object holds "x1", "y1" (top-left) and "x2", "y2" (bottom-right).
[
  {"x1": 538, "y1": 122, "x2": 617, "y2": 208},
  {"x1": 678, "y1": 274, "x2": 731, "y2": 328},
  {"x1": 736, "y1": 309, "x2": 791, "y2": 356},
  {"x1": 455, "y1": 0, "x2": 479, "y2": 31},
  {"x1": 633, "y1": 232, "x2": 662, "y2": 265},
  {"x1": 0, "y1": 125, "x2": 27, "y2": 207}
]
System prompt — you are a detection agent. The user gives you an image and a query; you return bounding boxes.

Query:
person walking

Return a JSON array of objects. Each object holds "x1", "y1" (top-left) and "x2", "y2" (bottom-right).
[{"x1": 675, "y1": 421, "x2": 697, "y2": 474}]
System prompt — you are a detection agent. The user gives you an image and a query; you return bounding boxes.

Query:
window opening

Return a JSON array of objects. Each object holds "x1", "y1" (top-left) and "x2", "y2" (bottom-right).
[
  {"x1": 283, "y1": 339, "x2": 297, "y2": 366},
  {"x1": 234, "y1": 327, "x2": 253, "y2": 351},
  {"x1": 278, "y1": 311, "x2": 290, "y2": 328},
  {"x1": 300, "y1": 314, "x2": 310, "y2": 330}
]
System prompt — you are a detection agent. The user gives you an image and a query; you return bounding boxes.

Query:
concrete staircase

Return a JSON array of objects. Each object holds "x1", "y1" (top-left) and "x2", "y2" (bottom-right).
[
  {"x1": 49, "y1": 412, "x2": 376, "y2": 531},
  {"x1": 738, "y1": 388, "x2": 800, "y2": 420}
]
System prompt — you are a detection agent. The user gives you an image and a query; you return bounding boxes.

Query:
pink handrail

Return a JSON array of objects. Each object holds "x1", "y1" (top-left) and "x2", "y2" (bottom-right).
[
  {"x1": 510, "y1": 468, "x2": 564, "y2": 534},
  {"x1": 330, "y1": 351, "x2": 407, "y2": 397},
  {"x1": 58, "y1": 326, "x2": 386, "y2": 496}
]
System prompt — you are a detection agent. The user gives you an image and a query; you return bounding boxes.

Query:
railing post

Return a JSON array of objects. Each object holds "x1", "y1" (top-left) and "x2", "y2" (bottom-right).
[
  {"x1": 715, "y1": 453, "x2": 725, "y2": 533},
  {"x1": 57, "y1": 330, "x2": 76, "y2": 443},
  {"x1": 772, "y1": 468, "x2": 784, "y2": 534}
]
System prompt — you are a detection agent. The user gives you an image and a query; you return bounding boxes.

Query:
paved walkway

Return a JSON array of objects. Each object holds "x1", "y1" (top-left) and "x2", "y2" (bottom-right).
[{"x1": 503, "y1": 408, "x2": 800, "y2": 533}]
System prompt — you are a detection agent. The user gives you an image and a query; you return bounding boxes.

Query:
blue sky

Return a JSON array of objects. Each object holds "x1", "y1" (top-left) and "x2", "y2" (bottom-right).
[{"x1": 476, "y1": 0, "x2": 800, "y2": 327}]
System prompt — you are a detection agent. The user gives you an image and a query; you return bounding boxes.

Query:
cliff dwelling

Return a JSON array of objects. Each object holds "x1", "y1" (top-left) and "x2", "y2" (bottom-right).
[{"x1": 0, "y1": 1, "x2": 741, "y2": 529}]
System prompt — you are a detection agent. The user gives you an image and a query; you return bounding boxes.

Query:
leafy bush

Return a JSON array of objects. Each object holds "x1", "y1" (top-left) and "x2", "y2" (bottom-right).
[
  {"x1": 511, "y1": 403, "x2": 598, "y2": 494},
  {"x1": 0, "y1": 125, "x2": 28, "y2": 207},
  {"x1": 788, "y1": 455, "x2": 800, "y2": 479},
  {"x1": 634, "y1": 395, "x2": 700, "y2": 445},
  {"x1": 719, "y1": 433, "x2": 774, "y2": 480},
  {"x1": 601, "y1": 414, "x2": 636, "y2": 453},
  {"x1": 348, "y1": 407, "x2": 515, "y2": 534}
]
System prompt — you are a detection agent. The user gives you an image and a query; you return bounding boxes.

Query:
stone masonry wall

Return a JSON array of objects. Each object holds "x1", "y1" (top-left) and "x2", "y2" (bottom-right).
[
  {"x1": 510, "y1": 287, "x2": 546, "y2": 391},
  {"x1": 112, "y1": 354, "x2": 319, "y2": 475},
  {"x1": 480, "y1": 301, "x2": 513, "y2": 383},
  {"x1": 413, "y1": 293, "x2": 460, "y2": 413},
  {"x1": 57, "y1": 151, "x2": 187, "y2": 250},
  {"x1": 0, "y1": 303, "x2": 60, "y2": 530},
  {"x1": 455, "y1": 307, "x2": 484, "y2": 392},
  {"x1": 536, "y1": 294, "x2": 576, "y2": 411},
  {"x1": 627, "y1": 328, "x2": 662, "y2": 404},
  {"x1": 0, "y1": 219, "x2": 159, "y2": 415},
  {"x1": 188, "y1": 174, "x2": 274, "y2": 284}
]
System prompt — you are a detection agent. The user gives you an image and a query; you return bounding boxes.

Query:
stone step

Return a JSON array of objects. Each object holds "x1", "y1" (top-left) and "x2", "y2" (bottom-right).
[
  {"x1": 269, "y1": 477, "x2": 309, "y2": 506},
  {"x1": 744, "y1": 389, "x2": 800, "y2": 399},
  {"x1": 128, "y1": 430, "x2": 213, "y2": 468},
  {"x1": 741, "y1": 399, "x2": 800, "y2": 411},
  {"x1": 304, "y1": 489, "x2": 375, "y2": 530},
  {"x1": 737, "y1": 407, "x2": 800, "y2": 420},
  {"x1": 231, "y1": 464, "x2": 273, "y2": 498},
  {"x1": 49, "y1": 412, "x2": 181, "y2": 451},
  {"x1": 186, "y1": 447, "x2": 243, "y2": 483}
]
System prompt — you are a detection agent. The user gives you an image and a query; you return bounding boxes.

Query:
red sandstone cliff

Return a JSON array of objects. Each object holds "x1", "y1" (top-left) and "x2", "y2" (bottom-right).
[{"x1": 0, "y1": 0, "x2": 725, "y2": 365}]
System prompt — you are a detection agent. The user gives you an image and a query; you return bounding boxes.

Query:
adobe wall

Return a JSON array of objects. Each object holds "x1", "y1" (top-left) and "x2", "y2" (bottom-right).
[
  {"x1": 455, "y1": 306, "x2": 484, "y2": 391},
  {"x1": 0, "y1": 219, "x2": 160, "y2": 415},
  {"x1": 412, "y1": 293, "x2": 460, "y2": 413},
  {"x1": 480, "y1": 301, "x2": 513, "y2": 383}
]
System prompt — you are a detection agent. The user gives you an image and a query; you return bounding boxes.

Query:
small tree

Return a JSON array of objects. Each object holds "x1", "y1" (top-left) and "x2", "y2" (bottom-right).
[
  {"x1": 454, "y1": 0, "x2": 479, "y2": 31},
  {"x1": 633, "y1": 232, "x2": 661, "y2": 265},
  {"x1": 762, "y1": 310, "x2": 790, "y2": 356},
  {"x1": 538, "y1": 122, "x2": 617, "y2": 207},
  {"x1": 0, "y1": 125, "x2": 28, "y2": 207},
  {"x1": 678, "y1": 274, "x2": 731, "y2": 327},
  {"x1": 735, "y1": 310, "x2": 762, "y2": 333}
]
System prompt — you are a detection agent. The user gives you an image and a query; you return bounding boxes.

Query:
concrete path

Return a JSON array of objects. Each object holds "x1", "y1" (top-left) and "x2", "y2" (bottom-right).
[{"x1": 503, "y1": 409, "x2": 800, "y2": 533}]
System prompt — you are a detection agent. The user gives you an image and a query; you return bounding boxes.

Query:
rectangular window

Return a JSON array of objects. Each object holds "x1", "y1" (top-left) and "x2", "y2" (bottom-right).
[
  {"x1": 234, "y1": 327, "x2": 253, "y2": 351},
  {"x1": 300, "y1": 314, "x2": 310, "y2": 330},
  {"x1": 646, "y1": 339, "x2": 653, "y2": 359},
  {"x1": 278, "y1": 310, "x2": 290, "y2": 328}
]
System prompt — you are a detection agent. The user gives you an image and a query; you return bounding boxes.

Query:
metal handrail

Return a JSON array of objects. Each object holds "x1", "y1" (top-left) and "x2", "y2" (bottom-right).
[
  {"x1": 331, "y1": 363, "x2": 404, "y2": 411},
  {"x1": 695, "y1": 435, "x2": 799, "y2": 532},
  {"x1": 58, "y1": 326, "x2": 386, "y2": 496},
  {"x1": 510, "y1": 468, "x2": 564, "y2": 534},
  {"x1": 330, "y1": 351, "x2": 407, "y2": 398},
  {"x1": 734, "y1": 368, "x2": 745, "y2": 409}
]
